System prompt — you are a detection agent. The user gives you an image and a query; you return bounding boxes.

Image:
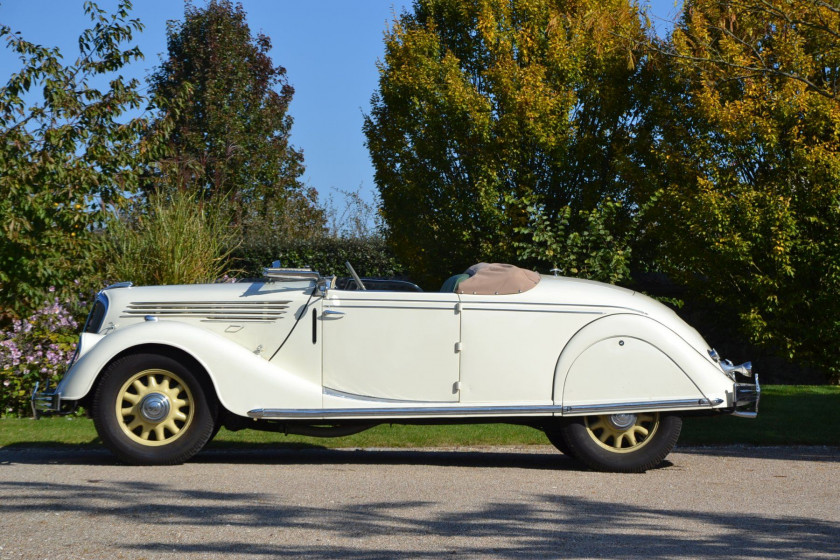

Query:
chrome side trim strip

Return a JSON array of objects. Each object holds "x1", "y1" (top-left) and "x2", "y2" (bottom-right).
[
  {"x1": 249, "y1": 405, "x2": 561, "y2": 419},
  {"x1": 323, "y1": 386, "x2": 455, "y2": 404},
  {"x1": 248, "y1": 398, "x2": 722, "y2": 420},
  {"x1": 562, "y1": 398, "x2": 718, "y2": 415}
]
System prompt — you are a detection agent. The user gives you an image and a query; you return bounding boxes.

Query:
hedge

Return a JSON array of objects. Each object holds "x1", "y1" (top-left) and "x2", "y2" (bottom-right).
[{"x1": 232, "y1": 236, "x2": 409, "y2": 282}]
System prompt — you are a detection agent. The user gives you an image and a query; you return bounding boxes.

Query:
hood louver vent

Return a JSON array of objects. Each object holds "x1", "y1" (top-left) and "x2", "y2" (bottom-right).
[{"x1": 121, "y1": 301, "x2": 291, "y2": 322}]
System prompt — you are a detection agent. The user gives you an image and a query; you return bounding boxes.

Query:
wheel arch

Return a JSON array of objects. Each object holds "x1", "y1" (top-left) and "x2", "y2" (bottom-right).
[{"x1": 82, "y1": 343, "x2": 221, "y2": 416}]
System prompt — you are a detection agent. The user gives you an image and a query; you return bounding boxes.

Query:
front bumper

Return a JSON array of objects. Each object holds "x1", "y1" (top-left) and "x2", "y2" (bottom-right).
[
  {"x1": 732, "y1": 374, "x2": 761, "y2": 418},
  {"x1": 31, "y1": 382, "x2": 74, "y2": 418}
]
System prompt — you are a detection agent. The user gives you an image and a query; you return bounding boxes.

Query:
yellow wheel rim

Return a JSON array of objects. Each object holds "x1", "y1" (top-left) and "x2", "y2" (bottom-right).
[
  {"x1": 115, "y1": 369, "x2": 194, "y2": 447},
  {"x1": 584, "y1": 412, "x2": 660, "y2": 453}
]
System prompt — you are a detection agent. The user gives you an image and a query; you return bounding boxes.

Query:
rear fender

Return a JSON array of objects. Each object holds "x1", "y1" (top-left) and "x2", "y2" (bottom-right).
[{"x1": 554, "y1": 314, "x2": 733, "y2": 414}]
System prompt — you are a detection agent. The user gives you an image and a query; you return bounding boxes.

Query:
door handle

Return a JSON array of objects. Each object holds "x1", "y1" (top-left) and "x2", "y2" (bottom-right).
[{"x1": 323, "y1": 310, "x2": 345, "y2": 316}]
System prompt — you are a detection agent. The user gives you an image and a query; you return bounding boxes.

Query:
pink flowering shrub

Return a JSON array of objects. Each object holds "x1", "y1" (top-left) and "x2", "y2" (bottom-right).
[{"x1": 0, "y1": 292, "x2": 86, "y2": 416}]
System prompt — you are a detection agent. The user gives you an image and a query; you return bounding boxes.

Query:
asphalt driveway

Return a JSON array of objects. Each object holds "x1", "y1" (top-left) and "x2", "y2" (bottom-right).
[{"x1": 1, "y1": 445, "x2": 838, "y2": 559}]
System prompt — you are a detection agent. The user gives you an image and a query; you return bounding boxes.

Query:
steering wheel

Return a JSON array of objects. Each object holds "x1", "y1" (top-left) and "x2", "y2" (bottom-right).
[{"x1": 345, "y1": 261, "x2": 367, "y2": 291}]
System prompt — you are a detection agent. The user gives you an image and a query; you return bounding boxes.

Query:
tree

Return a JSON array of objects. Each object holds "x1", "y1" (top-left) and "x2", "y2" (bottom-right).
[
  {"x1": 641, "y1": 0, "x2": 840, "y2": 381},
  {"x1": 148, "y1": 0, "x2": 323, "y2": 234},
  {"x1": 0, "y1": 1, "x2": 161, "y2": 318},
  {"x1": 364, "y1": 0, "x2": 648, "y2": 287}
]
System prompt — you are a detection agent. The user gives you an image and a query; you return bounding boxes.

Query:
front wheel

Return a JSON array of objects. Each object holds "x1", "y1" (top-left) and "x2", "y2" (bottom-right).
[
  {"x1": 560, "y1": 412, "x2": 682, "y2": 473},
  {"x1": 92, "y1": 353, "x2": 216, "y2": 465}
]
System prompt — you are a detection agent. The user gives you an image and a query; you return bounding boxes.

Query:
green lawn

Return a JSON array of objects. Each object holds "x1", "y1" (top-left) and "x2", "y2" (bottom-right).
[
  {"x1": 680, "y1": 384, "x2": 840, "y2": 445},
  {"x1": 1, "y1": 385, "x2": 837, "y2": 449}
]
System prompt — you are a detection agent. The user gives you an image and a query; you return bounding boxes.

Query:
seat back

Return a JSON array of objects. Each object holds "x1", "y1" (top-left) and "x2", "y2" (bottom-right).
[{"x1": 440, "y1": 273, "x2": 470, "y2": 293}]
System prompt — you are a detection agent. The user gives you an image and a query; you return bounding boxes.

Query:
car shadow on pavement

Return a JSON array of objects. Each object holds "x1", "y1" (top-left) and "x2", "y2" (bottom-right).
[
  {"x1": 0, "y1": 476, "x2": 836, "y2": 559},
  {"x1": 197, "y1": 446, "x2": 594, "y2": 471},
  {"x1": 4, "y1": 442, "x2": 837, "y2": 468},
  {"x1": 0, "y1": 443, "x2": 590, "y2": 471}
]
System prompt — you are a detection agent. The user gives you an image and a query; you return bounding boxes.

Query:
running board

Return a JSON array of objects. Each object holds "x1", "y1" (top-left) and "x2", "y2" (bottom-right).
[{"x1": 247, "y1": 398, "x2": 720, "y2": 420}]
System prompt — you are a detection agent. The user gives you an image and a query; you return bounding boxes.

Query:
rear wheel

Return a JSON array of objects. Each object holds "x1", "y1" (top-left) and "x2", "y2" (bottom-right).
[
  {"x1": 560, "y1": 412, "x2": 682, "y2": 472},
  {"x1": 92, "y1": 353, "x2": 216, "y2": 465},
  {"x1": 543, "y1": 425, "x2": 573, "y2": 455}
]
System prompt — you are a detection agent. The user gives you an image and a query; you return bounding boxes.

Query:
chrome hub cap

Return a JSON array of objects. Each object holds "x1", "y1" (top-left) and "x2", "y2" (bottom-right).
[
  {"x1": 139, "y1": 393, "x2": 171, "y2": 422},
  {"x1": 584, "y1": 412, "x2": 660, "y2": 453},
  {"x1": 608, "y1": 413, "x2": 637, "y2": 430}
]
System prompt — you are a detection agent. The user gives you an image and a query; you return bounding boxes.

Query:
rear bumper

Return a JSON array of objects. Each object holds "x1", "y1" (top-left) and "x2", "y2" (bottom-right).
[{"x1": 732, "y1": 374, "x2": 760, "y2": 418}]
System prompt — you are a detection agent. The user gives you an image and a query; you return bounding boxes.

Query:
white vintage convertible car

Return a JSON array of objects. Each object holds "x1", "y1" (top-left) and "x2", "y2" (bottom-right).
[{"x1": 33, "y1": 262, "x2": 759, "y2": 472}]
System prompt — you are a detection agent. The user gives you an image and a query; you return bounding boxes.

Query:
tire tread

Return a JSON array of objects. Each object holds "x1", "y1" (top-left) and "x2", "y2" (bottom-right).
[
  {"x1": 91, "y1": 352, "x2": 216, "y2": 466},
  {"x1": 561, "y1": 414, "x2": 682, "y2": 473}
]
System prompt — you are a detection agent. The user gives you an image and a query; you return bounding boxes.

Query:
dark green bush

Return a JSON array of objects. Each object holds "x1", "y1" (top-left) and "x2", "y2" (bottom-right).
[{"x1": 233, "y1": 236, "x2": 408, "y2": 282}]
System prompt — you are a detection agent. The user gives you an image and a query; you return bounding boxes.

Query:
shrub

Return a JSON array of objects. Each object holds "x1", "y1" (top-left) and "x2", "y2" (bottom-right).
[
  {"x1": 234, "y1": 236, "x2": 407, "y2": 282},
  {"x1": 98, "y1": 189, "x2": 238, "y2": 286},
  {"x1": 0, "y1": 292, "x2": 86, "y2": 416},
  {"x1": 512, "y1": 198, "x2": 634, "y2": 286}
]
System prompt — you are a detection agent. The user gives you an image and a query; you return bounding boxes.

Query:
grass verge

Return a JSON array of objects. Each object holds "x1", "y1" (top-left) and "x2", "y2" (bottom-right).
[{"x1": 1, "y1": 385, "x2": 837, "y2": 449}]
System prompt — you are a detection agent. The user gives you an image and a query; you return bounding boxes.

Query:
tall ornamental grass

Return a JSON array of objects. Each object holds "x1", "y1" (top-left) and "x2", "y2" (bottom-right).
[{"x1": 100, "y1": 190, "x2": 238, "y2": 286}]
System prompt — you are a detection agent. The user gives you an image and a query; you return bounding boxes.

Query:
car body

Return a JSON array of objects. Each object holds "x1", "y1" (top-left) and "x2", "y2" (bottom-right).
[{"x1": 33, "y1": 262, "x2": 759, "y2": 471}]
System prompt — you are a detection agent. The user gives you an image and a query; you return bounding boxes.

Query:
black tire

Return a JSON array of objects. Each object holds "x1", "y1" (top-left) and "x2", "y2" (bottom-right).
[
  {"x1": 560, "y1": 412, "x2": 682, "y2": 473},
  {"x1": 543, "y1": 424, "x2": 574, "y2": 456},
  {"x1": 92, "y1": 352, "x2": 216, "y2": 465},
  {"x1": 209, "y1": 421, "x2": 222, "y2": 442}
]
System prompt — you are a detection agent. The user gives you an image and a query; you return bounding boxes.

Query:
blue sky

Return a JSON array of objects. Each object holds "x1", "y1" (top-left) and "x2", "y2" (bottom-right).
[{"x1": 0, "y1": 0, "x2": 682, "y2": 207}]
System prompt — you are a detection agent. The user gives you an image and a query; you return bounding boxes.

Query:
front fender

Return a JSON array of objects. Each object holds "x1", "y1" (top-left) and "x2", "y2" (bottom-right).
[
  {"x1": 56, "y1": 321, "x2": 322, "y2": 416},
  {"x1": 554, "y1": 314, "x2": 734, "y2": 414}
]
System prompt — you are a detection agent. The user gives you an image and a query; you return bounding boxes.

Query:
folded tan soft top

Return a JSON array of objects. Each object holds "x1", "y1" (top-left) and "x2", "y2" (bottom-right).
[{"x1": 456, "y1": 263, "x2": 540, "y2": 295}]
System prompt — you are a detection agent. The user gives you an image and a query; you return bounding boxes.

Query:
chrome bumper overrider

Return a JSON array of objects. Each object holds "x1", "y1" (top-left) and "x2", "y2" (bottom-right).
[
  {"x1": 30, "y1": 382, "x2": 65, "y2": 418},
  {"x1": 708, "y1": 349, "x2": 760, "y2": 419},
  {"x1": 732, "y1": 374, "x2": 760, "y2": 418}
]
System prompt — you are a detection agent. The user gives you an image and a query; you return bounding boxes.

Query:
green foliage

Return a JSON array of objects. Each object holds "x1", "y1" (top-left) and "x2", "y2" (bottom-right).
[
  {"x1": 641, "y1": 0, "x2": 840, "y2": 381},
  {"x1": 148, "y1": 0, "x2": 323, "y2": 235},
  {"x1": 512, "y1": 198, "x2": 632, "y2": 284},
  {"x1": 234, "y1": 186, "x2": 327, "y2": 243},
  {"x1": 233, "y1": 236, "x2": 406, "y2": 282},
  {"x1": 364, "y1": 0, "x2": 648, "y2": 287},
  {"x1": 97, "y1": 190, "x2": 237, "y2": 286},
  {"x1": 681, "y1": 385, "x2": 840, "y2": 445},
  {"x1": 366, "y1": 0, "x2": 840, "y2": 381},
  {"x1": 0, "y1": 1, "x2": 162, "y2": 318}
]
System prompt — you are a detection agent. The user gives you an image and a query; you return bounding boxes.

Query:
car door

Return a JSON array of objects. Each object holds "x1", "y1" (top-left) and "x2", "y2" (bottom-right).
[
  {"x1": 321, "y1": 290, "x2": 461, "y2": 402},
  {"x1": 457, "y1": 296, "x2": 598, "y2": 404}
]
